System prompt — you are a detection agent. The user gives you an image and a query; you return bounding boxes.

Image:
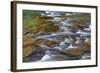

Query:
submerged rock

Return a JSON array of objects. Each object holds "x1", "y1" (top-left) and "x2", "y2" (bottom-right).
[
  {"x1": 60, "y1": 45, "x2": 83, "y2": 56},
  {"x1": 81, "y1": 53, "x2": 91, "y2": 60},
  {"x1": 23, "y1": 46, "x2": 46, "y2": 62}
]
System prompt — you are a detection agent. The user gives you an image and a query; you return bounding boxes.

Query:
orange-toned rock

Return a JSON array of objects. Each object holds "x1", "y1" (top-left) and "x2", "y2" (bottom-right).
[
  {"x1": 23, "y1": 46, "x2": 33, "y2": 58},
  {"x1": 23, "y1": 36, "x2": 34, "y2": 46},
  {"x1": 63, "y1": 48, "x2": 83, "y2": 56}
]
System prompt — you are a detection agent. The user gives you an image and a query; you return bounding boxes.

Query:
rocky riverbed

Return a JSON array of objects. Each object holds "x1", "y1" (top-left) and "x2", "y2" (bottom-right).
[{"x1": 23, "y1": 11, "x2": 91, "y2": 62}]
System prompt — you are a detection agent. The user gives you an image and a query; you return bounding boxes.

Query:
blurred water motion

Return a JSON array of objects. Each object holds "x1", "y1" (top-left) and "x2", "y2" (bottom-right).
[{"x1": 23, "y1": 10, "x2": 91, "y2": 62}]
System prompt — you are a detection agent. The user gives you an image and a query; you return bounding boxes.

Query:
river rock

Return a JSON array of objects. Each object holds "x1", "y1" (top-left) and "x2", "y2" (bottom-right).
[
  {"x1": 40, "y1": 50, "x2": 65, "y2": 61},
  {"x1": 81, "y1": 53, "x2": 91, "y2": 59},
  {"x1": 23, "y1": 46, "x2": 46, "y2": 62},
  {"x1": 61, "y1": 45, "x2": 83, "y2": 56},
  {"x1": 23, "y1": 46, "x2": 33, "y2": 58}
]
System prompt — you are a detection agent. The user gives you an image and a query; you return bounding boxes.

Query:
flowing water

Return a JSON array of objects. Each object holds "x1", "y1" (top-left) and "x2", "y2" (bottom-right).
[{"x1": 23, "y1": 13, "x2": 91, "y2": 62}]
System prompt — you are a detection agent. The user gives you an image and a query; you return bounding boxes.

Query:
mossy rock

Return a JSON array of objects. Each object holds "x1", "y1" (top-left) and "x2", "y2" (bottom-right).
[
  {"x1": 23, "y1": 46, "x2": 33, "y2": 58},
  {"x1": 44, "y1": 40, "x2": 58, "y2": 48},
  {"x1": 64, "y1": 48, "x2": 83, "y2": 56},
  {"x1": 23, "y1": 36, "x2": 42, "y2": 57},
  {"x1": 62, "y1": 43, "x2": 90, "y2": 56},
  {"x1": 80, "y1": 43, "x2": 90, "y2": 52},
  {"x1": 23, "y1": 36, "x2": 34, "y2": 46},
  {"x1": 23, "y1": 36, "x2": 44, "y2": 47}
]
